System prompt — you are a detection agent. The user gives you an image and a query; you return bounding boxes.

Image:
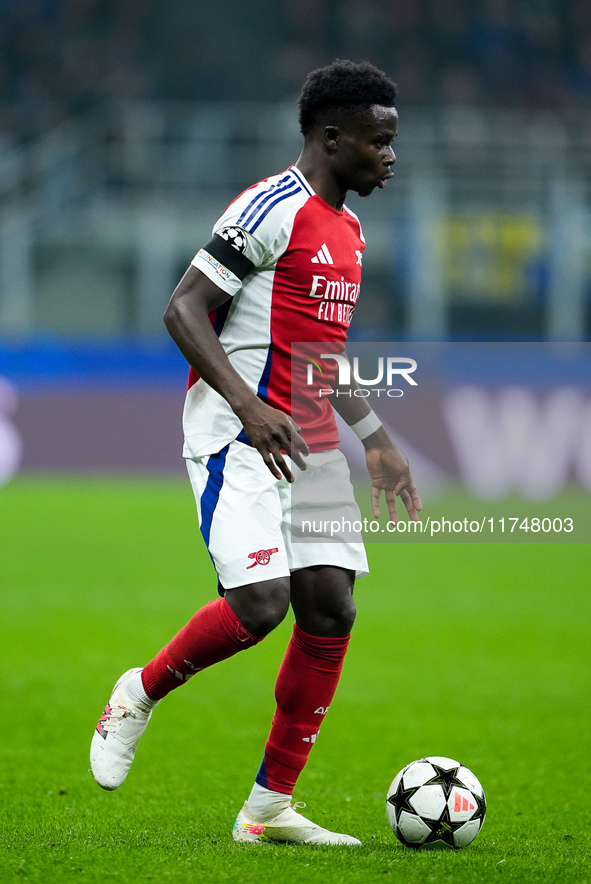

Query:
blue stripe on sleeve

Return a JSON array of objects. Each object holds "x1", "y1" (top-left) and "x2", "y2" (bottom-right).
[
  {"x1": 236, "y1": 173, "x2": 293, "y2": 227},
  {"x1": 241, "y1": 181, "x2": 301, "y2": 232}
]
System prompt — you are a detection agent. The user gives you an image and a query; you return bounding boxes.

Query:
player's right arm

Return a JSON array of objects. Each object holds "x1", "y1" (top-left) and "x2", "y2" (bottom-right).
[
  {"x1": 328, "y1": 364, "x2": 421, "y2": 523},
  {"x1": 164, "y1": 265, "x2": 309, "y2": 482}
]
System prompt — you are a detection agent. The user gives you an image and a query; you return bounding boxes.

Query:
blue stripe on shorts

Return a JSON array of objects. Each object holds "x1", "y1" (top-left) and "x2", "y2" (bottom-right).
[{"x1": 200, "y1": 444, "x2": 230, "y2": 549}]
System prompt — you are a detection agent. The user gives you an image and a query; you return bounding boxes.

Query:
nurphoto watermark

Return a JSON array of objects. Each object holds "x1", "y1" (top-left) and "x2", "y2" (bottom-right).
[
  {"x1": 289, "y1": 342, "x2": 591, "y2": 544},
  {"x1": 305, "y1": 353, "x2": 417, "y2": 399}
]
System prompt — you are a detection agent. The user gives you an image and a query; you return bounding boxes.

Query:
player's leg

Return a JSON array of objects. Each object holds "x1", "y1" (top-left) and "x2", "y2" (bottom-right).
[
  {"x1": 141, "y1": 441, "x2": 292, "y2": 697},
  {"x1": 233, "y1": 565, "x2": 362, "y2": 845},
  {"x1": 90, "y1": 441, "x2": 290, "y2": 790},
  {"x1": 261, "y1": 448, "x2": 364, "y2": 795},
  {"x1": 141, "y1": 576, "x2": 289, "y2": 699},
  {"x1": 233, "y1": 448, "x2": 367, "y2": 844},
  {"x1": 90, "y1": 577, "x2": 290, "y2": 791},
  {"x1": 256, "y1": 565, "x2": 355, "y2": 795}
]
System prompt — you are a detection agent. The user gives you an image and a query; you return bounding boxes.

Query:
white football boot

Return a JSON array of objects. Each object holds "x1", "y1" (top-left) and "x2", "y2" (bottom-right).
[
  {"x1": 90, "y1": 668, "x2": 154, "y2": 790},
  {"x1": 232, "y1": 801, "x2": 362, "y2": 846}
]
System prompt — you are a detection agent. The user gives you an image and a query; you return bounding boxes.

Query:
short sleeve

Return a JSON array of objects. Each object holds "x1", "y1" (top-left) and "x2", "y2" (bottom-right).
[{"x1": 191, "y1": 217, "x2": 268, "y2": 297}]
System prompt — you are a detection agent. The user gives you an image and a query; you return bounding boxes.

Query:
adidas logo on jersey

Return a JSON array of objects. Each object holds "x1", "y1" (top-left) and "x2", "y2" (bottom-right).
[{"x1": 311, "y1": 243, "x2": 334, "y2": 265}]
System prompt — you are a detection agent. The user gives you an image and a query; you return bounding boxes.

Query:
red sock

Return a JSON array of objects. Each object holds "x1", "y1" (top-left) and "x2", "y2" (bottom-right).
[
  {"x1": 256, "y1": 624, "x2": 350, "y2": 794},
  {"x1": 141, "y1": 598, "x2": 259, "y2": 701}
]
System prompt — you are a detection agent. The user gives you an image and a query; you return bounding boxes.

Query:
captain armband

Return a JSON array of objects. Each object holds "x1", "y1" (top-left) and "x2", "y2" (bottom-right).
[{"x1": 197, "y1": 231, "x2": 255, "y2": 279}]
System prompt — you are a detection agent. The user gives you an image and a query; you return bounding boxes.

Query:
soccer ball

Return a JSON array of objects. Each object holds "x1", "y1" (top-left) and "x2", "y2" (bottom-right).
[{"x1": 386, "y1": 756, "x2": 486, "y2": 850}]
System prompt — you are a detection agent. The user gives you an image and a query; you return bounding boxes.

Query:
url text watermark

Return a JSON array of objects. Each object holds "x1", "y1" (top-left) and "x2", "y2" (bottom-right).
[{"x1": 301, "y1": 516, "x2": 575, "y2": 538}]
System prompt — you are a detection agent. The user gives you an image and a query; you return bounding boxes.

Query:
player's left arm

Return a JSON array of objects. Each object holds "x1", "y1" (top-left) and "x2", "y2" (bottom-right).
[{"x1": 329, "y1": 378, "x2": 422, "y2": 524}]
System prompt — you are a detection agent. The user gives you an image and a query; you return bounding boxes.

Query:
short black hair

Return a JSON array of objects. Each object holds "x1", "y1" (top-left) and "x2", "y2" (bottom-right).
[{"x1": 298, "y1": 59, "x2": 398, "y2": 136}]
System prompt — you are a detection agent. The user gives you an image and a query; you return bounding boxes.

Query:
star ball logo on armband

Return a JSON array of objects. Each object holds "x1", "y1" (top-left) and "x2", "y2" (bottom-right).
[
  {"x1": 220, "y1": 227, "x2": 247, "y2": 254},
  {"x1": 305, "y1": 354, "x2": 418, "y2": 399}
]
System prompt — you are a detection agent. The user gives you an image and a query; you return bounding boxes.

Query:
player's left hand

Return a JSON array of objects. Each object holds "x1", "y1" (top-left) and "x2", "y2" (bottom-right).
[{"x1": 365, "y1": 442, "x2": 422, "y2": 523}]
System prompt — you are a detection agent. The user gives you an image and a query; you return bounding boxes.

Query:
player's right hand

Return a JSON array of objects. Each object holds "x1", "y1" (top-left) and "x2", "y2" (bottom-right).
[
  {"x1": 241, "y1": 401, "x2": 309, "y2": 483},
  {"x1": 366, "y1": 441, "x2": 422, "y2": 523}
]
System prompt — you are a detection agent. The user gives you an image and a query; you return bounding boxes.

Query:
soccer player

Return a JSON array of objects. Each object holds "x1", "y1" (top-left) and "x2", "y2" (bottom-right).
[{"x1": 90, "y1": 59, "x2": 421, "y2": 846}]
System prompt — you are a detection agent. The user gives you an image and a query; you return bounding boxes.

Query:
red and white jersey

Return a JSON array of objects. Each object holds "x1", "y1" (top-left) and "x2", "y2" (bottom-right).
[{"x1": 182, "y1": 165, "x2": 365, "y2": 458}]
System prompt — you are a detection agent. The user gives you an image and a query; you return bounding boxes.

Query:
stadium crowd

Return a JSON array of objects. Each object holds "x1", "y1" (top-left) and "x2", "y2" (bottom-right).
[{"x1": 1, "y1": 0, "x2": 590, "y2": 146}]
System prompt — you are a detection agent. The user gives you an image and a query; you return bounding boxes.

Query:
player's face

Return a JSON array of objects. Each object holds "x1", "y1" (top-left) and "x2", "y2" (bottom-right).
[{"x1": 334, "y1": 106, "x2": 398, "y2": 198}]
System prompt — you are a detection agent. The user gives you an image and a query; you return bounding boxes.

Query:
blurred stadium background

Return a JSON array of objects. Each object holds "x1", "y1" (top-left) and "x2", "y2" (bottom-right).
[{"x1": 0, "y1": 0, "x2": 590, "y2": 497}]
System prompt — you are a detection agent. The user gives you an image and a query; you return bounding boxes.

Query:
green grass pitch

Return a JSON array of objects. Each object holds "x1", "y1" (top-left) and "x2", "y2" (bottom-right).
[{"x1": 1, "y1": 475, "x2": 590, "y2": 883}]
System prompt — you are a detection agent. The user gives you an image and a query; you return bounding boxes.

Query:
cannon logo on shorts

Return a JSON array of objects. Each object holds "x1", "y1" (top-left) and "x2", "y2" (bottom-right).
[{"x1": 246, "y1": 547, "x2": 279, "y2": 568}]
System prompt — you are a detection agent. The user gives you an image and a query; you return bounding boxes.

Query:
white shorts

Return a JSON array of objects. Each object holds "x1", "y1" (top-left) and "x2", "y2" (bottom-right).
[{"x1": 186, "y1": 440, "x2": 369, "y2": 590}]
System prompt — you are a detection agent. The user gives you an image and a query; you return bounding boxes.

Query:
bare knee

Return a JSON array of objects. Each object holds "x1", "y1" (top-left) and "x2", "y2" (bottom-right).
[
  {"x1": 334, "y1": 595, "x2": 357, "y2": 635},
  {"x1": 224, "y1": 577, "x2": 291, "y2": 639},
  {"x1": 290, "y1": 566, "x2": 357, "y2": 637},
  {"x1": 298, "y1": 596, "x2": 357, "y2": 637}
]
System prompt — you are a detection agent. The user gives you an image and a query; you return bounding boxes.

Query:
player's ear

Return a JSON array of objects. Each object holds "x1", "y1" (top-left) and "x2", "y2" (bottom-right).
[{"x1": 323, "y1": 125, "x2": 340, "y2": 152}]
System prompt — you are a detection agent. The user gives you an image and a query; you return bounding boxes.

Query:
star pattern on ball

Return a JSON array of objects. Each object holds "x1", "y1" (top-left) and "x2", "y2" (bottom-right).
[
  {"x1": 471, "y1": 790, "x2": 487, "y2": 820},
  {"x1": 424, "y1": 763, "x2": 466, "y2": 798},
  {"x1": 422, "y1": 804, "x2": 469, "y2": 848},
  {"x1": 387, "y1": 776, "x2": 417, "y2": 819}
]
